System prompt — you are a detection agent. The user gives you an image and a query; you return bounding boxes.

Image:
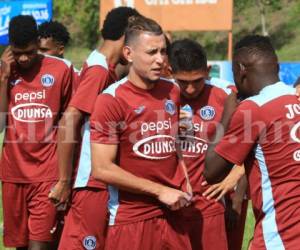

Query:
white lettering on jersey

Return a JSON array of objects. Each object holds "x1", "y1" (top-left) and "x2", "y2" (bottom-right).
[
  {"x1": 15, "y1": 90, "x2": 46, "y2": 103},
  {"x1": 11, "y1": 103, "x2": 52, "y2": 123},
  {"x1": 285, "y1": 104, "x2": 300, "y2": 119},
  {"x1": 141, "y1": 118, "x2": 172, "y2": 135},
  {"x1": 133, "y1": 135, "x2": 176, "y2": 160},
  {"x1": 179, "y1": 135, "x2": 208, "y2": 157},
  {"x1": 12, "y1": 90, "x2": 52, "y2": 123}
]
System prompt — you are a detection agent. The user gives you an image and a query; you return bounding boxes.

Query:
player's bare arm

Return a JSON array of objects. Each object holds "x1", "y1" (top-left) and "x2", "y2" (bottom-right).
[
  {"x1": 49, "y1": 106, "x2": 83, "y2": 205},
  {"x1": 202, "y1": 165, "x2": 245, "y2": 201},
  {"x1": 0, "y1": 47, "x2": 14, "y2": 132},
  {"x1": 91, "y1": 143, "x2": 192, "y2": 210},
  {"x1": 204, "y1": 92, "x2": 239, "y2": 183}
]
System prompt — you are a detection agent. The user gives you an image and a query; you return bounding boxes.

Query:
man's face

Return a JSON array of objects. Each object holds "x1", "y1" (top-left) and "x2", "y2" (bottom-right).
[
  {"x1": 127, "y1": 33, "x2": 166, "y2": 82},
  {"x1": 39, "y1": 37, "x2": 63, "y2": 58},
  {"x1": 173, "y1": 70, "x2": 208, "y2": 99},
  {"x1": 232, "y1": 59, "x2": 248, "y2": 98},
  {"x1": 11, "y1": 41, "x2": 39, "y2": 70}
]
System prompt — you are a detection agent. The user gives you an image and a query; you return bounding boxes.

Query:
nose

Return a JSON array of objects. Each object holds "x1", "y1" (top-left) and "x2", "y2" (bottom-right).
[
  {"x1": 18, "y1": 54, "x2": 29, "y2": 64},
  {"x1": 156, "y1": 53, "x2": 164, "y2": 65}
]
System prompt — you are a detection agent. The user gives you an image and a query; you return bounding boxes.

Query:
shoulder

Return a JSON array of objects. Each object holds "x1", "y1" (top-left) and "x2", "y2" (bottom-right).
[
  {"x1": 42, "y1": 54, "x2": 73, "y2": 69},
  {"x1": 246, "y1": 82, "x2": 295, "y2": 107},
  {"x1": 102, "y1": 77, "x2": 128, "y2": 97},
  {"x1": 85, "y1": 50, "x2": 108, "y2": 69}
]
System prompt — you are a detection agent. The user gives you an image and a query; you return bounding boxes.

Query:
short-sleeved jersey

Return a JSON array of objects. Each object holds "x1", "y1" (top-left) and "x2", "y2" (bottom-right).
[
  {"x1": 215, "y1": 82, "x2": 300, "y2": 249},
  {"x1": 0, "y1": 55, "x2": 74, "y2": 183},
  {"x1": 90, "y1": 78, "x2": 184, "y2": 225},
  {"x1": 179, "y1": 81, "x2": 231, "y2": 217},
  {"x1": 69, "y1": 50, "x2": 118, "y2": 189}
]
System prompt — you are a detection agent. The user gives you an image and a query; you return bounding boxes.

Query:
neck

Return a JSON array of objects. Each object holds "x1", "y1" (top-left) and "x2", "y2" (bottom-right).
[
  {"x1": 97, "y1": 40, "x2": 121, "y2": 66},
  {"x1": 128, "y1": 68, "x2": 156, "y2": 90},
  {"x1": 252, "y1": 74, "x2": 280, "y2": 95}
]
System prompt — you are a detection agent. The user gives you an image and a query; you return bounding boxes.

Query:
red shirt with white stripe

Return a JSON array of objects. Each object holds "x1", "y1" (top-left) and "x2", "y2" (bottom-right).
[
  {"x1": 90, "y1": 78, "x2": 185, "y2": 225},
  {"x1": 215, "y1": 82, "x2": 300, "y2": 249}
]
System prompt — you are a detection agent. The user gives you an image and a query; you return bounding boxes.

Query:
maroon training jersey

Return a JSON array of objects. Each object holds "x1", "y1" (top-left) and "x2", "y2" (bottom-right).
[
  {"x1": 0, "y1": 55, "x2": 74, "y2": 183},
  {"x1": 179, "y1": 81, "x2": 231, "y2": 217},
  {"x1": 69, "y1": 50, "x2": 117, "y2": 189},
  {"x1": 215, "y1": 82, "x2": 300, "y2": 249},
  {"x1": 90, "y1": 78, "x2": 185, "y2": 225}
]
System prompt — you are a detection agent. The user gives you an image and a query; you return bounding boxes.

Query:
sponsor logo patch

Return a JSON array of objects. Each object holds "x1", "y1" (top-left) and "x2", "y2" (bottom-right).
[
  {"x1": 10, "y1": 79, "x2": 22, "y2": 86},
  {"x1": 134, "y1": 105, "x2": 145, "y2": 114},
  {"x1": 199, "y1": 106, "x2": 215, "y2": 121},
  {"x1": 82, "y1": 236, "x2": 96, "y2": 250},
  {"x1": 165, "y1": 100, "x2": 176, "y2": 115},
  {"x1": 41, "y1": 74, "x2": 55, "y2": 87}
]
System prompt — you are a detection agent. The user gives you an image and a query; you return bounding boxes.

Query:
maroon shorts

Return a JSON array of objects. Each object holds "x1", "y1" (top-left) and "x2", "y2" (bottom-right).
[
  {"x1": 105, "y1": 214, "x2": 192, "y2": 250},
  {"x1": 2, "y1": 181, "x2": 57, "y2": 247},
  {"x1": 181, "y1": 212, "x2": 228, "y2": 250},
  {"x1": 58, "y1": 187, "x2": 108, "y2": 250}
]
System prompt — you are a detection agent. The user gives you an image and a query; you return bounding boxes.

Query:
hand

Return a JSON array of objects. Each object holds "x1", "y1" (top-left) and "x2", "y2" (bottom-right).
[
  {"x1": 0, "y1": 47, "x2": 15, "y2": 79},
  {"x1": 48, "y1": 180, "x2": 71, "y2": 208},
  {"x1": 179, "y1": 109, "x2": 193, "y2": 136},
  {"x1": 157, "y1": 186, "x2": 192, "y2": 211},
  {"x1": 202, "y1": 166, "x2": 245, "y2": 201}
]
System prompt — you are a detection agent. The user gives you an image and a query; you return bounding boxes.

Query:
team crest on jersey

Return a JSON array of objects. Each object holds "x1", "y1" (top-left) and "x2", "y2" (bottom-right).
[
  {"x1": 134, "y1": 105, "x2": 145, "y2": 114},
  {"x1": 10, "y1": 79, "x2": 22, "y2": 86},
  {"x1": 165, "y1": 100, "x2": 176, "y2": 115},
  {"x1": 199, "y1": 106, "x2": 215, "y2": 121},
  {"x1": 82, "y1": 236, "x2": 96, "y2": 250},
  {"x1": 41, "y1": 74, "x2": 55, "y2": 87}
]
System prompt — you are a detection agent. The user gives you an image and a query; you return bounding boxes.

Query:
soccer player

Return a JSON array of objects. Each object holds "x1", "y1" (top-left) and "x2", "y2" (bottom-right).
[
  {"x1": 90, "y1": 16, "x2": 192, "y2": 250},
  {"x1": 38, "y1": 21, "x2": 70, "y2": 58},
  {"x1": 0, "y1": 15, "x2": 74, "y2": 249},
  {"x1": 168, "y1": 38, "x2": 234, "y2": 250},
  {"x1": 204, "y1": 35, "x2": 300, "y2": 249},
  {"x1": 53, "y1": 7, "x2": 140, "y2": 250},
  {"x1": 38, "y1": 21, "x2": 79, "y2": 93}
]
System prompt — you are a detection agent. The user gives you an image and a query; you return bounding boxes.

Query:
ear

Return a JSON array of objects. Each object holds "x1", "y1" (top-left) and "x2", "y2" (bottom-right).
[
  {"x1": 239, "y1": 63, "x2": 247, "y2": 76},
  {"x1": 123, "y1": 46, "x2": 133, "y2": 63},
  {"x1": 58, "y1": 45, "x2": 64, "y2": 57},
  {"x1": 207, "y1": 65, "x2": 212, "y2": 75}
]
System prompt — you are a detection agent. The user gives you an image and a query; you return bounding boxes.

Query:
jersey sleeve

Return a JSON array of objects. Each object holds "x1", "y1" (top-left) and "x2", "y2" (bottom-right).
[
  {"x1": 60, "y1": 64, "x2": 74, "y2": 112},
  {"x1": 90, "y1": 94, "x2": 124, "y2": 144},
  {"x1": 69, "y1": 65, "x2": 109, "y2": 114},
  {"x1": 214, "y1": 101, "x2": 264, "y2": 166}
]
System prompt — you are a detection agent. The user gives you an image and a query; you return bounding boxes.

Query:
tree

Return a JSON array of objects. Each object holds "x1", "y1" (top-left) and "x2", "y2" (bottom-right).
[{"x1": 53, "y1": 0, "x2": 100, "y2": 48}]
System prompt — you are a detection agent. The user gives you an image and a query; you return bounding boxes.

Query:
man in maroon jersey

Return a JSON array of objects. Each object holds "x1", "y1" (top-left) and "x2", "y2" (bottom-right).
[
  {"x1": 51, "y1": 7, "x2": 140, "y2": 250},
  {"x1": 0, "y1": 15, "x2": 74, "y2": 249},
  {"x1": 90, "y1": 16, "x2": 192, "y2": 250},
  {"x1": 204, "y1": 35, "x2": 300, "y2": 249},
  {"x1": 168, "y1": 38, "x2": 246, "y2": 250}
]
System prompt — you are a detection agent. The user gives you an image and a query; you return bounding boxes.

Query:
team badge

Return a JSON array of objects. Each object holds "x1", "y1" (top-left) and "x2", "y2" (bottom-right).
[
  {"x1": 199, "y1": 106, "x2": 215, "y2": 120},
  {"x1": 134, "y1": 105, "x2": 145, "y2": 114},
  {"x1": 41, "y1": 74, "x2": 55, "y2": 87},
  {"x1": 82, "y1": 236, "x2": 96, "y2": 250},
  {"x1": 10, "y1": 79, "x2": 22, "y2": 86},
  {"x1": 165, "y1": 100, "x2": 176, "y2": 115}
]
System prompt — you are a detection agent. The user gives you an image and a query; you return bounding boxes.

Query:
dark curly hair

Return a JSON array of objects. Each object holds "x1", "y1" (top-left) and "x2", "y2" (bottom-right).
[
  {"x1": 101, "y1": 7, "x2": 140, "y2": 41},
  {"x1": 9, "y1": 15, "x2": 38, "y2": 47},
  {"x1": 38, "y1": 21, "x2": 70, "y2": 46}
]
